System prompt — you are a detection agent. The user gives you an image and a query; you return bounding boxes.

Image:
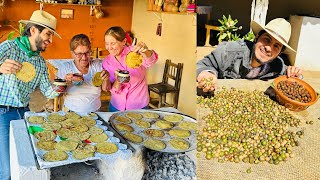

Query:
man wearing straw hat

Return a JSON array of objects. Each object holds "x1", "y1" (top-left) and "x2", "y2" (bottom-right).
[
  {"x1": 0, "y1": 10, "x2": 63, "y2": 180},
  {"x1": 196, "y1": 18, "x2": 303, "y2": 92}
]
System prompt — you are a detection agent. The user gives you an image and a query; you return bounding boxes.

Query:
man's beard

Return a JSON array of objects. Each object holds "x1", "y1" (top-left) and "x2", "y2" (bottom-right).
[
  {"x1": 35, "y1": 36, "x2": 46, "y2": 52},
  {"x1": 251, "y1": 44, "x2": 274, "y2": 65}
]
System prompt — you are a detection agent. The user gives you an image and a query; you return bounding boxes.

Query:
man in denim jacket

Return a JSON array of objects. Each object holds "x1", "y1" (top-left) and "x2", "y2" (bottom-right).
[{"x1": 197, "y1": 18, "x2": 303, "y2": 93}]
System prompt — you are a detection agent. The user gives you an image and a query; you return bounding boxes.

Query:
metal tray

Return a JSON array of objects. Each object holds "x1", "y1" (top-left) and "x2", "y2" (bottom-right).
[
  {"x1": 24, "y1": 111, "x2": 132, "y2": 169},
  {"x1": 109, "y1": 109, "x2": 196, "y2": 153}
]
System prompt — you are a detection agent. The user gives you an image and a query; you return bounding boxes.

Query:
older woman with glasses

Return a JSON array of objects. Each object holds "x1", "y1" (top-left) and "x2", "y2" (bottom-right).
[
  {"x1": 102, "y1": 26, "x2": 158, "y2": 112},
  {"x1": 56, "y1": 34, "x2": 110, "y2": 113}
]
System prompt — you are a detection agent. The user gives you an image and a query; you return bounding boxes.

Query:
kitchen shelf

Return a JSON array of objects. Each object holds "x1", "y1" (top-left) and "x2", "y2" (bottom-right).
[
  {"x1": 147, "y1": 10, "x2": 196, "y2": 15},
  {"x1": 35, "y1": 1, "x2": 102, "y2": 15},
  {"x1": 148, "y1": 10, "x2": 196, "y2": 23}
]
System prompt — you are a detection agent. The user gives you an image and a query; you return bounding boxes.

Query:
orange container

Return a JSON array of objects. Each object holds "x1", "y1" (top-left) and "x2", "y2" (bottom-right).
[{"x1": 272, "y1": 75, "x2": 318, "y2": 111}]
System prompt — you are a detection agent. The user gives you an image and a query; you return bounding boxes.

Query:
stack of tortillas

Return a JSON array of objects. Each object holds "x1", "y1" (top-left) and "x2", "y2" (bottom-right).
[
  {"x1": 16, "y1": 62, "x2": 36, "y2": 82},
  {"x1": 92, "y1": 72, "x2": 103, "y2": 87},
  {"x1": 125, "y1": 52, "x2": 143, "y2": 68}
]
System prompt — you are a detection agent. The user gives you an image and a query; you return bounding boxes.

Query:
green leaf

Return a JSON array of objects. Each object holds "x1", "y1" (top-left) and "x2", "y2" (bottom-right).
[
  {"x1": 28, "y1": 126, "x2": 44, "y2": 135},
  {"x1": 59, "y1": 136, "x2": 67, "y2": 141},
  {"x1": 19, "y1": 22, "x2": 24, "y2": 35},
  {"x1": 217, "y1": 14, "x2": 244, "y2": 42},
  {"x1": 219, "y1": 33, "x2": 228, "y2": 42},
  {"x1": 243, "y1": 31, "x2": 255, "y2": 42},
  {"x1": 7, "y1": 31, "x2": 15, "y2": 40}
]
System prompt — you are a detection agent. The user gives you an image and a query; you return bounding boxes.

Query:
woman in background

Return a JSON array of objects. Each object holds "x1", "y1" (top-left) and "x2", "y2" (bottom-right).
[{"x1": 102, "y1": 26, "x2": 158, "y2": 112}]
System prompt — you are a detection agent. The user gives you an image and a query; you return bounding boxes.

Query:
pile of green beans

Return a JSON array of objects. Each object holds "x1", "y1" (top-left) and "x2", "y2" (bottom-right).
[{"x1": 197, "y1": 87, "x2": 302, "y2": 165}]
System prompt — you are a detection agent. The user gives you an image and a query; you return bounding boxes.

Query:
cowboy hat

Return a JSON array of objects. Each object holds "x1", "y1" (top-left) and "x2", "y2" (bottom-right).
[
  {"x1": 251, "y1": 18, "x2": 295, "y2": 54},
  {"x1": 19, "y1": 10, "x2": 61, "y2": 39}
]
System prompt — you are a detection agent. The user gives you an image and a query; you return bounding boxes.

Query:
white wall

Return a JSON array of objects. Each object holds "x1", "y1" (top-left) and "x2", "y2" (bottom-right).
[
  {"x1": 131, "y1": 0, "x2": 197, "y2": 117},
  {"x1": 289, "y1": 15, "x2": 320, "y2": 71}
]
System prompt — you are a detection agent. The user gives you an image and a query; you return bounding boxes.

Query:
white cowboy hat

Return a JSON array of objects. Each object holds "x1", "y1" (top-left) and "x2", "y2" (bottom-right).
[
  {"x1": 19, "y1": 10, "x2": 61, "y2": 39},
  {"x1": 251, "y1": 18, "x2": 295, "y2": 54}
]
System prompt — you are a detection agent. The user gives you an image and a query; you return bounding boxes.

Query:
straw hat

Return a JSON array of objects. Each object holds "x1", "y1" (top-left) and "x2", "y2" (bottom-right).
[
  {"x1": 251, "y1": 18, "x2": 295, "y2": 54},
  {"x1": 19, "y1": 10, "x2": 61, "y2": 39}
]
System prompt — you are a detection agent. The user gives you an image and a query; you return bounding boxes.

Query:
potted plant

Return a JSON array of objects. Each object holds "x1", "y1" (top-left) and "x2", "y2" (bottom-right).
[
  {"x1": 243, "y1": 31, "x2": 255, "y2": 42},
  {"x1": 217, "y1": 15, "x2": 242, "y2": 42}
]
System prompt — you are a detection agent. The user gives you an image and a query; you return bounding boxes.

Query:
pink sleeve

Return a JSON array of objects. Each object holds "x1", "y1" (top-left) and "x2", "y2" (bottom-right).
[{"x1": 142, "y1": 50, "x2": 158, "y2": 68}]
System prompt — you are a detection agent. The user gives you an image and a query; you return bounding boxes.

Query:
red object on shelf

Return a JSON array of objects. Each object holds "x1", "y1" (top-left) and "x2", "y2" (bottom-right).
[{"x1": 187, "y1": 4, "x2": 196, "y2": 13}]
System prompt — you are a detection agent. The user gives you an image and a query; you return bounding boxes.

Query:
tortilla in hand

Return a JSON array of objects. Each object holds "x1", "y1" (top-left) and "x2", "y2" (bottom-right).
[
  {"x1": 16, "y1": 62, "x2": 36, "y2": 82},
  {"x1": 92, "y1": 72, "x2": 103, "y2": 87},
  {"x1": 125, "y1": 52, "x2": 143, "y2": 68}
]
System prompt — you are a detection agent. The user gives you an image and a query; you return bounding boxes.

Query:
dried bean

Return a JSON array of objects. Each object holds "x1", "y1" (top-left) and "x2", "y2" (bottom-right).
[{"x1": 277, "y1": 80, "x2": 311, "y2": 103}]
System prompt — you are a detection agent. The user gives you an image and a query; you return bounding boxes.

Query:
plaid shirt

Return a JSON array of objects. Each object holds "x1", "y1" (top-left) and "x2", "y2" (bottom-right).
[{"x1": 0, "y1": 40, "x2": 58, "y2": 107}]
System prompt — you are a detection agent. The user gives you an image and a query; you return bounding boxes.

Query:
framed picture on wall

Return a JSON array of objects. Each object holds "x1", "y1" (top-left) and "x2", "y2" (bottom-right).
[{"x1": 60, "y1": 9, "x2": 74, "y2": 19}]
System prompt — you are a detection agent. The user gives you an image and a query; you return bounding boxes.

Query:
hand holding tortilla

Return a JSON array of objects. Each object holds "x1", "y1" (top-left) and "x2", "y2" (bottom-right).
[
  {"x1": 92, "y1": 72, "x2": 103, "y2": 87},
  {"x1": 16, "y1": 62, "x2": 36, "y2": 82},
  {"x1": 125, "y1": 52, "x2": 143, "y2": 68},
  {"x1": 100, "y1": 70, "x2": 110, "y2": 81},
  {"x1": 92, "y1": 70, "x2": 110, "y2": 87},
  {"x1": 131, "y1": 41, "x2": 152, "y2": 58},
  {"x1": 0, "y1": 59, "x2": 22, "y2": 74}
]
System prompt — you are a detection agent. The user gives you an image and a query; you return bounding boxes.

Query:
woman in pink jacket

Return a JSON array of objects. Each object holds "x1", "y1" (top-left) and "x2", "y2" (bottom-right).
[{"x1": 102, "y1": 26, "x2": 158, "y2": 112}]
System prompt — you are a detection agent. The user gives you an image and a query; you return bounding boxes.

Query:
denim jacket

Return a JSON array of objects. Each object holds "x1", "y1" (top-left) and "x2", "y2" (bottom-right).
[{"x1": 196, "y1": 40, "x2": 287, "y2": 80}]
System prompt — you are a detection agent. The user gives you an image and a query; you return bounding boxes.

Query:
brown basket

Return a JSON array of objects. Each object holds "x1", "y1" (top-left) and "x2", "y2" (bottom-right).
[{"x1": 272, "y1": 75, "x2": 318, "y2": 111}]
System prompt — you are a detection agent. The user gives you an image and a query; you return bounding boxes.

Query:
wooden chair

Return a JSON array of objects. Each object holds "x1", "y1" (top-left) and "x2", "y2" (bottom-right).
[
  {"x1": 97, "y1": 48, "x2": 109, "y2": 59},
  {"x1": 91, "y1": 47, "x2": 98, "y2": 59},
  {"x1": 204, "y1": 24, "x2": 221, "y2": 46},
  {"x1": 100, "y1": 90, "x2": 111, "y2": 101},
  {"x1": 53, "y1": 95, "x2": 64, "y2": 112},
  {"x1": 148, "y1": 59, "x2": 183, "y2": 109}
]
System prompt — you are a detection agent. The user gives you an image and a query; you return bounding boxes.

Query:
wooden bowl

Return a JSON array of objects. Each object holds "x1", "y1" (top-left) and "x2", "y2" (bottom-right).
[{"x1": 272, "y1": 76, "x2": 318, "y2": 111}]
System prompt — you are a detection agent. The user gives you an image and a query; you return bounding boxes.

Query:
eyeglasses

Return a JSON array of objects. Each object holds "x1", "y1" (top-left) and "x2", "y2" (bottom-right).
[{"x1": 73, "y1": 50, "x2": 92, "y2": 59}]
